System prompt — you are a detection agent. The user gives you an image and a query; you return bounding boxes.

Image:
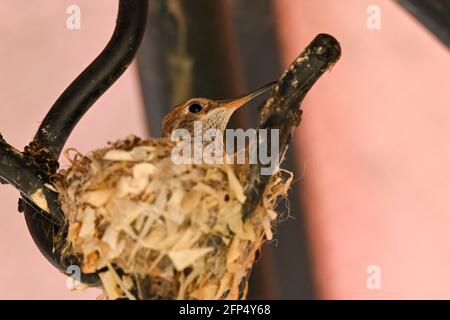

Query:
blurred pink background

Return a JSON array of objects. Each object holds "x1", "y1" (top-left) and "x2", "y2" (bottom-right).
[{"x1": 0, "y1": 0, "x2": 449, "y2": 299}]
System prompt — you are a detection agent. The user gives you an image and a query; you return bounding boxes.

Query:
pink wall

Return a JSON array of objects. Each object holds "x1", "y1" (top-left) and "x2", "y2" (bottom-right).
[
  {"x1": 275, "y1": 0, "x2": 450, "y2": 299},
  {"x1": 0, "y1": 0, "x2": 449, "y2": 299}
]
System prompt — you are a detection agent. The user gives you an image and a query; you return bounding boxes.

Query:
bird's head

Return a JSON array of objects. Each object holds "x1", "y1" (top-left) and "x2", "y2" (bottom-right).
[{"x1": 162, "y1": 82, "x2": 274, "y2": 137}]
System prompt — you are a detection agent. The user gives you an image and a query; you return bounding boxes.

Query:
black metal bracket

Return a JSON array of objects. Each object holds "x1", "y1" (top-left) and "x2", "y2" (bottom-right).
[{"x1": 0, "y1": 0, "x2": 148, "y2": 282}]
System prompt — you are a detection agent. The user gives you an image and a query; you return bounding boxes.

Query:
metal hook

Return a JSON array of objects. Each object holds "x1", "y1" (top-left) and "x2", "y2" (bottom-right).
[
  {"x1": 0, "y1": 0, "x2": 148, "y2": 283},
  {"x1": 32, "y1": 0, "x2": 149, "y2": 162}
]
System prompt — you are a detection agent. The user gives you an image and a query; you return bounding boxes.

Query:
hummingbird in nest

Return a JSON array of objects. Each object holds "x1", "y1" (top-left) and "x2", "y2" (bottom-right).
[{"x1": 161, "y1": 82, "x2": 275, "y2": 138}]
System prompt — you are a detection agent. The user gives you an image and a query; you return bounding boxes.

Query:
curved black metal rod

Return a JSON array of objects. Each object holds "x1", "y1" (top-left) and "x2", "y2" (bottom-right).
[
  {"x1": 32, "y1": 0, "x2": 149, "y2": 161},
  {"x1": 0, "y1": 136, "x2": 64, "y2": 225},
  {"x1": 243, "y1": 34, "x2": 341, "y2": 218},
  {"x1": 12, "y1": 0, "x2": 149, "y2": 281}
]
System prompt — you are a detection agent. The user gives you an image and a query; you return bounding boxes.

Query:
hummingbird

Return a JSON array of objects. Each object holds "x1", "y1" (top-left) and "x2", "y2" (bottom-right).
[{"x1": 161, "y1": 82, "x2": 275, "y2": 138}]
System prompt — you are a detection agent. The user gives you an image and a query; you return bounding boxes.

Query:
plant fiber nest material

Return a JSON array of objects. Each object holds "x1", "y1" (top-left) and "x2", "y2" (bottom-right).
[{"x1": 54, "y1": 135, "x2": 292, "y2": 300}]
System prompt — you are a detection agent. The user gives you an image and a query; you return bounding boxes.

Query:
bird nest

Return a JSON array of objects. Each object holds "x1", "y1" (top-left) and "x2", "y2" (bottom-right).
[{"x1": 54, "y1": 135, "x2": 292, "y2": 300}]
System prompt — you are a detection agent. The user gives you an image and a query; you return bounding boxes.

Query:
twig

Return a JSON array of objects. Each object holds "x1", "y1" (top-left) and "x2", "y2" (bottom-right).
[{"x1": 243, "y1": 34, "x2": 341, "y2": 218}]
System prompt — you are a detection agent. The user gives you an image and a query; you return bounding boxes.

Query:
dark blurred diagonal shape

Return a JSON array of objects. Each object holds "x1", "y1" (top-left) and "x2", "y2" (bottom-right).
[
  {"x1": 396, "y1": 0, "x2": 450, "y2": 49},
  {"x1": 137, "y1": 0, "x2": 240, "y2": 136},
  {"x1": 137, "y1": 0, "x2": 316, "y2": 299}
]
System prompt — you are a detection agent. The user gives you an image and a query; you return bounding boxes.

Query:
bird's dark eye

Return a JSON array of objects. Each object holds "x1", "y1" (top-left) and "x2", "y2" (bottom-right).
[{"x1": 188, "y1": 102, "x2": 203, "y2": 113}]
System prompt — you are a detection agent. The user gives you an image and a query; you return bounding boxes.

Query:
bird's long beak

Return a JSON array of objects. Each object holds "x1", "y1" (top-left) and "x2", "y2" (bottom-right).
[{"x1": 222, "y1": 81, "x2": 276, "y2": 110}]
